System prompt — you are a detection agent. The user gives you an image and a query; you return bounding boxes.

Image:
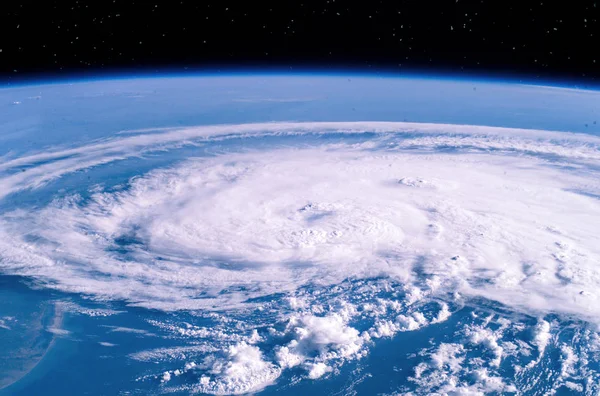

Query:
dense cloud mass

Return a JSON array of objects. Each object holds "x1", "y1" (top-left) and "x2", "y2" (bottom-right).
[
  {"x1": 1, "y1": 121, "x2": 600, "y2": 393},
  {"x1": 1, "y1": 122, "x2": 599, "y2": 314}
]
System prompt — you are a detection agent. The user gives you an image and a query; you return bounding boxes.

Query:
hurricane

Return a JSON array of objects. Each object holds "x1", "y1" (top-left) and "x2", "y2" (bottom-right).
[{"x1": 1, "y1": 75, "x2": 600, "y2": 395}]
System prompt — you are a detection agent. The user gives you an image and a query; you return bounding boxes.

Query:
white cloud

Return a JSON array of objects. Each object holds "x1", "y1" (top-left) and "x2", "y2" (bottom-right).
[
  {"x1": 130, "y1": 345, "x2": 218, "y2": 363},
  {"x1": 274, "y1": 313, "x2": 368, "y2": 378},
  {"x1": 47, "y1": 327, "x2": 71, "y2": 336},
  {"x1": 306, "y1": 362, "x2": 332, "y2": 379},
  {"x1": 532, "y1": 320, "x2": 551, "y2": 355},
  {"x1": 410, "y1": 341, "x2": 518, "y2": 395},
  {"x1": 466, "y1": 327, "x2": 504, "y2": 367},
  {"x1": 194, "y1": 342, "x2": 281, "y2": 395},
  {"x1": 559, "y1": 344, "x2": 578, "y2": 378}
]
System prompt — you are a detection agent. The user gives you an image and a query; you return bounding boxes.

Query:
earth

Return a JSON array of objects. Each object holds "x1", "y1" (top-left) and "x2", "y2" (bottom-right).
[{"x1": 1, "y1": 74, "x2": 600, "y2": 395}]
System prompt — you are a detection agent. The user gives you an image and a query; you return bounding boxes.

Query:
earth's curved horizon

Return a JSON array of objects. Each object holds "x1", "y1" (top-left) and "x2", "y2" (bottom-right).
[{"x1": 1, "y1": 74, "x2": 600, "y2": 395}]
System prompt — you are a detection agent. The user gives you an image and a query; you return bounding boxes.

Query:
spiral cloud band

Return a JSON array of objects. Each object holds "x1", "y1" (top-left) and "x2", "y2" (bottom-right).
[
  {"x1": 1, "y1": 121, "x2": 599, "y2": 316},
  {"x1": 1, "y1": 121, "x2": 600, "y2": 393}
]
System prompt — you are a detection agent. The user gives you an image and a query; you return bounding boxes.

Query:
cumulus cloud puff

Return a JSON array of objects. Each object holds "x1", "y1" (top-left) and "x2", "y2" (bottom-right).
[{"x1": 195, "y1": 342, "x2": 281, "y2": 395}]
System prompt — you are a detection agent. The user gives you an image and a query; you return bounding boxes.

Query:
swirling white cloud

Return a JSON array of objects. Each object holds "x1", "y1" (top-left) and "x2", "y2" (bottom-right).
[{"x1": 0, "y1": 121, "x2": 599, "y2": 322}]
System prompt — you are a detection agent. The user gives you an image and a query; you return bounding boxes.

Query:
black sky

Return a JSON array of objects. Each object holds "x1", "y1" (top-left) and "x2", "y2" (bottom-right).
[{"x1": 1, "y1": 0, "x2": 599, "y2": 82}]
